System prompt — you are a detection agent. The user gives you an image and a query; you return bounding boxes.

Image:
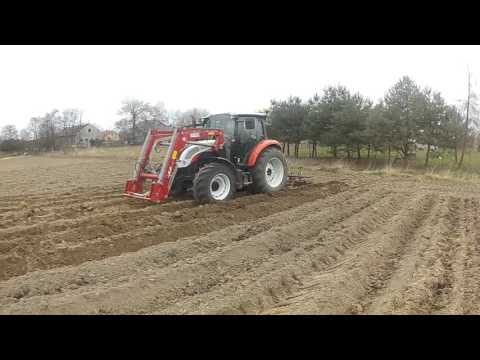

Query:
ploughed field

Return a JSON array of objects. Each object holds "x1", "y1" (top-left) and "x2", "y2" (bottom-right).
[{"x1": 2, "y1": 155, "x2": 480, "y2": 314}]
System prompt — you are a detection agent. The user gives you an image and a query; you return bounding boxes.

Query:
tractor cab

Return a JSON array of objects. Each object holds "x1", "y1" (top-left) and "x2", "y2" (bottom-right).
[{"x1": 201, "y1": 113, "x2": 268, "y2": 165}]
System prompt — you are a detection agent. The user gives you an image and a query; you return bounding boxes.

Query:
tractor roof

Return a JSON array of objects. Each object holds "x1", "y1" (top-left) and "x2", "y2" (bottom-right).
[
  {"x1": 232, "y1": 113, "x2": 267, "y2": 118},
  {"x1": 201, "y1": 113, "x2": 267, "y2": 119}
]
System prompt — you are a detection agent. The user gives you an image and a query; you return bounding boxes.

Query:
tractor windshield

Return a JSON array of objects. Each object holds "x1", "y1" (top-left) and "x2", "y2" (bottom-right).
[{"x1": 202, "y1": 115, "x2": 235, "y2": 138}]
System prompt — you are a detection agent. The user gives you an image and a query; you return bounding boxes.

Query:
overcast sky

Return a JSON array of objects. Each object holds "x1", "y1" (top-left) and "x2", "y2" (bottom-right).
[{"x1": 0, "y1": 45, "x2": 479, "y2": 130}]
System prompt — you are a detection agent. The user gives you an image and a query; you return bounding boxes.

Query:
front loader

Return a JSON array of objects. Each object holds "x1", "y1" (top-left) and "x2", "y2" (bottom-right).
[{"x1": 124, "y1": 113, "x2": 308, "y2": 204}]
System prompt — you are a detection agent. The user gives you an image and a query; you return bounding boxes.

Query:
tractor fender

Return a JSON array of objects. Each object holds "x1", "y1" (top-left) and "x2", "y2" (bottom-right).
[
  {"x1": 196, "y1": 155, "x2": 242, "y2": 186},
  {"x1": 206, "y1": 157, "x2": 237, "y2": 171},
  {"x1": 196, "y1": 155, "x2": 237, "y2": 172},
  {"x1": 246, "y1": 140, "x2": 282, "y2": 167}
]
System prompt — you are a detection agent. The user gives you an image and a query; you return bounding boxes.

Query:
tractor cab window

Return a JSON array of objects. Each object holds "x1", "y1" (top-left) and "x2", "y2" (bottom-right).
[
  {"x1": 203, "y1": 116, "x2": 235, "y2": 138},
  {"x1": 237, "y1": 117, "x2": 265, "y2": 142},
  {"x1": 244, "y1": 118, "x2": 255, "y2": 130}
]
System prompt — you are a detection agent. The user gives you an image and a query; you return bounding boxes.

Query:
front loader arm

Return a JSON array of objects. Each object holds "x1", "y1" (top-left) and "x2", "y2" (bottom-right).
[{"x1": 124, "y1": 127, "x2": 224, "y2": 202}]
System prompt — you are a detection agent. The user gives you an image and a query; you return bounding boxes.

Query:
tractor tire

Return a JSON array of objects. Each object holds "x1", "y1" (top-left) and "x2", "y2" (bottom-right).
[
  {"x1": 169, "y1": 179, "x2": 187, "y2": 196},
  {"x1": 250, "y1": 147, "x2": 288, "y2": 194},
  {"x1": 193, "y1": 163, "x2": 236, "y2": 204}
]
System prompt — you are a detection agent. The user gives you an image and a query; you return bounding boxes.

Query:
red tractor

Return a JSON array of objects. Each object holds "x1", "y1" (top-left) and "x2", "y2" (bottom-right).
[{"x1": 124, "y1": 113, "x2": 289, "y2": 204}]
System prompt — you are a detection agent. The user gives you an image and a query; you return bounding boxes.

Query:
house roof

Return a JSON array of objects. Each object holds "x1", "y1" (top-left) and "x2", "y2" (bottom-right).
[{"x1": 56, "y1": 123, "x2": 99, "y2": 138}]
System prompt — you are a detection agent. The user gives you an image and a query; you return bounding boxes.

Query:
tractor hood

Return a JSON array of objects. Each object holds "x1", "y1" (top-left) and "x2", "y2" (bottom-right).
[{"x1": 176, "y1": 140, "x2": 216, "y2": 168}]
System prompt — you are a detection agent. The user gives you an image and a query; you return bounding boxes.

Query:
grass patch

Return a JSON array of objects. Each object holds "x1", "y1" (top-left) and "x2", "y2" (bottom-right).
[
  {"x1": 33, "y1": 142, "x2": 480, "y2": 183},
  {"x1": 421, "y1": 168, "x2": 480, "y2": 184},
  {"x1": 44, "y1": 145, "x2": 144, "y2": 160}
]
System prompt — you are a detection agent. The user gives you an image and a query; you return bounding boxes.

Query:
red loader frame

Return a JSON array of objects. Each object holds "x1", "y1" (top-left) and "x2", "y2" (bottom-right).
[{"x1": 124, "y1": 127, "x2": 225, "y2": 202}]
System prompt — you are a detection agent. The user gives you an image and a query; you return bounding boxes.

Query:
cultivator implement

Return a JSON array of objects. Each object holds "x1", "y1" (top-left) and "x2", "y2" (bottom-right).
[{"x1": 287, "y1": 166, "x2": 313, "y2": 187}]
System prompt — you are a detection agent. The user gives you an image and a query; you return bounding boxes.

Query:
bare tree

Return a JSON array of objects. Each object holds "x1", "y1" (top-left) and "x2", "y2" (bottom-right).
[
  {"x1": 60, "y1": 109, "x2": 83, "y2": 133},
  {"x1": 135, "y1": 102, "x2": 170, "y2": 139},
  {"x1": 172, "y1": 108, "x2": 209, "y2": 127},
  {"x1": 19, "y1": 128, "x2": 32, "y2": 141},
  {"x1": 28, "y1": 117, "x2": 42, "y2": 141},
  {"x1": 117, "y1": 98, "x2": 148, "y2": 144},
  {"x1": 0, "y1": 125, "x2": 19, "y2": 140},
  {"x1": 38, "y1": 110, "x2": 62, "y2": 151},
  {"x1": 144, "y1": 102, "x2": 169, "y2": 123},
  {"x1": 458, "y1": 69, "x2": 479, "y2": 168}
]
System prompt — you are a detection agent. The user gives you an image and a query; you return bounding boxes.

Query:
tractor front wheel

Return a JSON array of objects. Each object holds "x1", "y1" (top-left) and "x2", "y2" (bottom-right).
[
  {"x1": 193, "y1": 163, "x2": 236, "y2": 203},
  {"x1": 250, "y1": 147, "x2": 288, "y2": 194}
]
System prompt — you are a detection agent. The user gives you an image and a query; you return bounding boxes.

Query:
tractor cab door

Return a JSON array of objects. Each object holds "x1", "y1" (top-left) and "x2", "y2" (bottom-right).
[
  {"x1": 202, "y1": 114, "x2": 235, "y2": 161},
  {"x1": 232, "y1": 116, "x2": 265, "y2": 164}
]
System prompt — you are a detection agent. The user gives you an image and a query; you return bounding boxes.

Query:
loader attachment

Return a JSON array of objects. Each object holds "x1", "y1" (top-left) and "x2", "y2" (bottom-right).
[{"x1": 123, "y1": 127, "x2": 225, "y2": 202}]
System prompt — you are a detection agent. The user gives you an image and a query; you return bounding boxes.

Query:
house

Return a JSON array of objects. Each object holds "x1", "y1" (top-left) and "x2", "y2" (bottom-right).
[
  {"x1": 57, "y1": 123, "x2": 100, "y2": 148},
  {"x1": 98, "y1": 130, "x2": 120, "y2": 143},
  {"x1": 75, "y1": 124, "x2": 100, "y2": 147},
  {"x1": 416, "y1": 143, "x2": 438, "y2": 151}
]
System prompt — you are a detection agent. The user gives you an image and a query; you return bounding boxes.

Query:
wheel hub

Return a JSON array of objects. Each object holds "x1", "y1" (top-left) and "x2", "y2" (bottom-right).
[
  {"x1": 265, "y1": 158, "x2": 284, "y2": 188},
  {"x1": 210, "y1": 174, "x2": 231, "y2": 200}
]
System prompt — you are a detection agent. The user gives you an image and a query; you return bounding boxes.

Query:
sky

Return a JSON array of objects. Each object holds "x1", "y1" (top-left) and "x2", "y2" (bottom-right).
[{"x1": 0, "y1": 45, "x2": 479, "y2": 130}]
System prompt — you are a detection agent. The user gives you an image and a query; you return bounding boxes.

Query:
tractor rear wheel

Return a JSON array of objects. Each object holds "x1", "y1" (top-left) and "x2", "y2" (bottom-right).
[
  {"x1": 250, "y1": 147, "x2": 288, "y2": 194},
  {"x1": 193, "y1": 163, "x2": 236, "y2": 203}
]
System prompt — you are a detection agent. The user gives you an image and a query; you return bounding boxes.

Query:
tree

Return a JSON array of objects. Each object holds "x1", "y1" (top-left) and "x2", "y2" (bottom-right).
[
  {"x1": 28, "y1": 117, "x2": 42, "y2": 142},
  {"x1": 365, "y1": 101, "x2": 395, "y2": 160},
  {"x1": 0, "y1": 125, "x2": 19, "y2": 140},
  {"x1": 458, "y1": 70, "x2": 479, "y2": 167},
  {"x1": 306, "y1": 86, "x2": 371, "y2": 159},
  {"x1": 59, "y1": 109, "x2": 83, "y2": 134},
  {"x1": 316, "y1": 85, "x2": 352, "y2": 158},
  {"x1": 171, "y1": 108, "x2": 209, "y2": 127},
  {"x1": 136, "y1": 102, "x2": 170, "y2": 139},
  {"x1": 114, "y1": 118, "x2": 130, "y2": 141},
  {"x1": 116, "y1": 99, "x2": 172, "y2": 144},
  {"x1": 384, "y1": 76, "x2": 424, "y2": 161},
  {"x1": 438, "y1": 105, "x2": 464, "y2": 162},
  {"x1": 37, "y1": 110, "x2": 62, "y2": 151},
  {"x1": 417, "y1": 88, "x2": 446, "y2": 166},
  {"x1": 19, "y1": 128, "x2": 32, "y2": 141},
  {"x1": 117, "y1": 98, "x2": 149, "y2": 144},
  {"x1": 269, "y1": 96, "x2": 308, "y2": 158},
  {"x1": 331, "y1": 92, "x2": 371, "y2": 159},
  {"x1": 0, "y1": 125, "x2": 25, "y2": 153},
  {"x1": 305, "y1": 93, "x2": 329, "y2": 158}
]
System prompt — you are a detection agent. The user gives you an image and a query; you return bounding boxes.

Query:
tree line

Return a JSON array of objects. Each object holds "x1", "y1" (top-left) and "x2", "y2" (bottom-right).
[
  {"x1": 0, "y1": 99, "x2": 209, "y2": 152},
  {"x1": 2, "y1": 76, "x2": 478, "y2": 166},
  {"x1": 267, "y1": 75, "x2": 478, "y2": 167},
  {"x1": 0, "y1": 109, "x2": 84, "y2": 152},
  {"x1": 114, "y1": 98, "x2": 208, "y2": 144}
]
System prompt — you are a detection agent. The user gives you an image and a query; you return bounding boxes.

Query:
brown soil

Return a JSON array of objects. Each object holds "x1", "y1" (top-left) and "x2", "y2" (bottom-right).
[{"x1": 1, "y1": 155, "x2": 480, "y2": 314}]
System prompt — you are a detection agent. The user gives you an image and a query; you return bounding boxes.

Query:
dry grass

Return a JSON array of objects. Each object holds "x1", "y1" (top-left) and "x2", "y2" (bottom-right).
[
  {"x1": 361, "y1": 163, "x2": 480, "y2": 185},
  {"x1": 420, "y1": 168, "x2": 480, "y2": 184},
  {"x1": 45, "y1": 145, "x2": 143, "y2": 160},
  {"x1": 37, "y1": 145, "x2": 480, "y2": 185}
]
